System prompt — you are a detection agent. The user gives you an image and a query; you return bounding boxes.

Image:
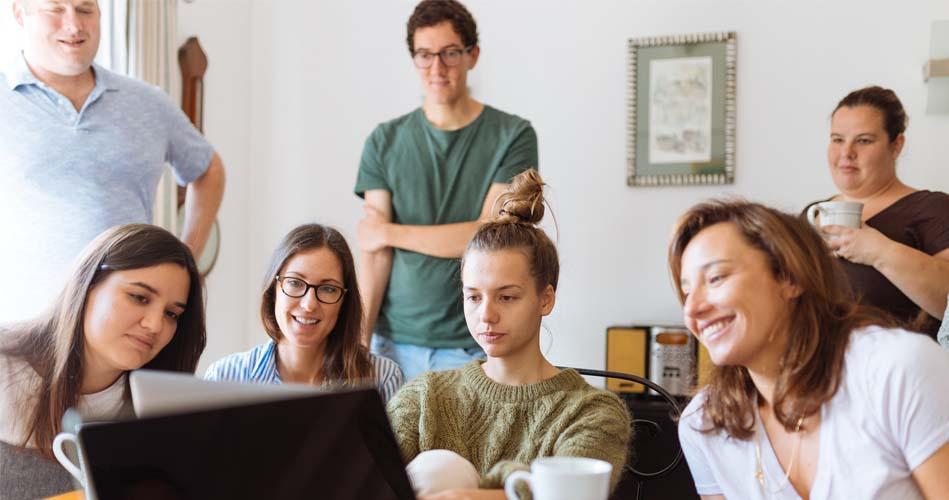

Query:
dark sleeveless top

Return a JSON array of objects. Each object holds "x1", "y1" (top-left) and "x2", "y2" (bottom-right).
[{"x1": 804, "y1": 190, "x2": 949, "y2": 338}]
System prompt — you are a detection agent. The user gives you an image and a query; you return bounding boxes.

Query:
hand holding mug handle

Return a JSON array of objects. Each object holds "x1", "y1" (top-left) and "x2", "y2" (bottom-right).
[
  {"x1": 53, "y1": 432, "x2": 84, "y2": 484},
  {"x1": 503, "y1": 470, "x2": 532, "y2": 500}
]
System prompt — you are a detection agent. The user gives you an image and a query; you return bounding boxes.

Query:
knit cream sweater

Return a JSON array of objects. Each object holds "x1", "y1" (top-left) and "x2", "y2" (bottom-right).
[{"x1": 387, "y1": 361, "x2": 632, "y2": 494}]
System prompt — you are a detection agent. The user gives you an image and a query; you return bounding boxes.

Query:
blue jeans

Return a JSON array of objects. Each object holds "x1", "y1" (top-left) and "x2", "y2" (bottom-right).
[{"x1": 371, "y1": 335, "x2": 486, "y2": 382}]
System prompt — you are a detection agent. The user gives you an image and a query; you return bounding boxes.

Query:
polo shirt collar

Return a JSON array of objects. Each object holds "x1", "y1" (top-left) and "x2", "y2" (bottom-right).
[
  {"x1": 90, "y1": 61, "x2": 120, "y2": 91},
  {"x1": 5, "y1": 52, "x2": 39, "y2": 90},
  {"x1": 5, "y1": 52, "x2": 120, "y2": 93}
]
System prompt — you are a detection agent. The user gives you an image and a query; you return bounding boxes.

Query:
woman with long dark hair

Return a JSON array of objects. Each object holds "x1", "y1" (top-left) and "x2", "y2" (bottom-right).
[
  {"x1": 670, "y1": 200, "x2": 949, "y2": 499},
  {"x1": 0, "y1": 224, "x2": 206, "y2": 499},
  {"x1": 205, "y1": 224, "x2": 402, "y2": 402}
]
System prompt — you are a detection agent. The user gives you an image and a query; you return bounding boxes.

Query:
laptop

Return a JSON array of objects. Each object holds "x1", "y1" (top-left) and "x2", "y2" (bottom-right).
[
  {"x1": 129, "y1": 369, "x2": 324, "y2": 418},
  {"x1": 75, "y1": 374, "x2": 416, "y2": 500}
]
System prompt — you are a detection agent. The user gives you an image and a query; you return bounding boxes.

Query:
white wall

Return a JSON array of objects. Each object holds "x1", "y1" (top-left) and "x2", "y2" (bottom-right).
[
  {"x1": 186, "y1": 0, "x2": 949, "y2": 371},
  {"x1": 0, "y1": 2, "x2": 21, "y2": 60},
  {"x1": 176, "y1": 0, "x2": 254, "y2": 373}
]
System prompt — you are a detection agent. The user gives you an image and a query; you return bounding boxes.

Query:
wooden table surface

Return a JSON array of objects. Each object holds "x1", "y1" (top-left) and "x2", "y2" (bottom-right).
[{"x1": 45, "y1": 490, "x2": 83, "y2": 500}]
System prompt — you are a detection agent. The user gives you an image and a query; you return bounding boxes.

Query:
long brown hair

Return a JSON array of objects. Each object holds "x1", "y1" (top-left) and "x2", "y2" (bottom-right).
[
  {"x1": 1, "y1": 224, "x2": 206, "y2": 458},
  {"x1": 259, "y1": 224, "x2": 372, "y2": 384},
  {"x1": 668, "y1": 200, "x2": 896, "y2": 439}
]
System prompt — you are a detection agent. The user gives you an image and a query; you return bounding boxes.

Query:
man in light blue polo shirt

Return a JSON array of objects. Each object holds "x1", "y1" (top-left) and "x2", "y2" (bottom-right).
[{"x1": 0, "y1": 0, "x2": 226, "y2": 323}]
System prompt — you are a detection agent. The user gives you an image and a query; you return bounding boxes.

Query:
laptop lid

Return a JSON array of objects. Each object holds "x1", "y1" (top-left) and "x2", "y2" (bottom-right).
[
  {"x1": 78, "y1": 387, "x2": 416, "y2": 500},
  {"x1": 129, "y1": 369, "x2": 323, "y2": 418}
]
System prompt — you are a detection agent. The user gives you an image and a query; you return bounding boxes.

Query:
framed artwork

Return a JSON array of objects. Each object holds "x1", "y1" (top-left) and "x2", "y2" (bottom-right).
[{"x1": 626, "y1": 32, "x2": 736, "y2": 186}]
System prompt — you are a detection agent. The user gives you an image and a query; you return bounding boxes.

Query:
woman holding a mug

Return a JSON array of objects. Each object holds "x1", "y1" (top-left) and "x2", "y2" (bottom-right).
[
  {"x1": 0, "y1": 224, "x2": 207, "y2": 499},
  {"x1": 672, "y1": 200, "x2": 949, "y2": 499},
  {"x1": 204, "y1": 224, "x2": 403, "y2": 402},
  {"x1": 805, "y1": 86, "x2": 949, "y2": 337},
  {"x1": 387, "y1": 170, "x2": 631, "y2": 500}
]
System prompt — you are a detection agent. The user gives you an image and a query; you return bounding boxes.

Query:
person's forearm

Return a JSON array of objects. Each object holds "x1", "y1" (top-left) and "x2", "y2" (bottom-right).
[
  {"x1": 180, "y1": 154, "x2": 226, "y2": 258},
  {"x1": 874, "y1": 243, "x2": 949, "y2": 318},
  {"x1": 383, "y1": 220, "x2": 482, "y2": 259},
  {"x1": 418, "y1": 490, "x2": 505, "y2": 500},
  {"x1": 358, "y1": 248, "x2": 393, "y2": 346}
]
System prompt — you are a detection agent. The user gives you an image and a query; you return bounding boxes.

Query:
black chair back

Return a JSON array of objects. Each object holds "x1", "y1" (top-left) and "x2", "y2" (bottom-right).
[{"x1": 559, "y1": 367, "x2": 699, "y2": 500}]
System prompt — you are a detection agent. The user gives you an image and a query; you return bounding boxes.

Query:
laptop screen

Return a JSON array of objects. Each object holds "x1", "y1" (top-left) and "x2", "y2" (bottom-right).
[{"x1": 79, "y1": 388, "x2": 415, "y2": 500}]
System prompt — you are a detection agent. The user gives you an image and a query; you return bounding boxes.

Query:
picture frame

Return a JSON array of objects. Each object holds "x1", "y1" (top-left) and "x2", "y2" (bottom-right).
[{"x1": 626, "y1": 32, "x2": 737, "y2": 186}]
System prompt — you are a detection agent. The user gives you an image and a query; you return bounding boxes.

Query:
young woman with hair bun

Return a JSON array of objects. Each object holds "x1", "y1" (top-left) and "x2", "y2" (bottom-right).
[{"x1": 387, "y1": 169, "x2": 631, "y2": 500}]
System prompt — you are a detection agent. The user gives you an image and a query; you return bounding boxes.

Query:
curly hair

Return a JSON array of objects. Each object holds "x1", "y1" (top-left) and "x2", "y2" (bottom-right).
[{"x1": 406, "y1": 0, "x2": 479, "y2": 54}]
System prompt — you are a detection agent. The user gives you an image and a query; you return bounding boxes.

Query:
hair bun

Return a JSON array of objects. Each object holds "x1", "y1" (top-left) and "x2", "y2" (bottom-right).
[{"x1": 494, "y1": 169, "x2": 545, "y2": 225}]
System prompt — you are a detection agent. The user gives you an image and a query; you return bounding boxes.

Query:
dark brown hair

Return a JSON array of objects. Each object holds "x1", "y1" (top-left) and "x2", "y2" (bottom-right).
[
  {"x1": 406, "y1": 0, "x2": 478, "y2": 54},
  {"x1": 464, "y1": 169, "x2": 559, "y2": 292},
  {"x1": 833, "y1": 86, "x2": 908, "y2": 142},
  {"x1": 259, "y1": 224, "x2": 372, "y2": 384},
  {"x1": 1, "y1": 224, "x2": 206, "y2": 458},
  {"x1": 668, "y1": 200, "x2": 896, "y2": 439}
]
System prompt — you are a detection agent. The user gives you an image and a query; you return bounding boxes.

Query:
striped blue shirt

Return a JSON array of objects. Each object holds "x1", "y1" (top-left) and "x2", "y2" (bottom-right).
[{"x1": 204, "y1": 341, "x2": 404, "y2": 403}]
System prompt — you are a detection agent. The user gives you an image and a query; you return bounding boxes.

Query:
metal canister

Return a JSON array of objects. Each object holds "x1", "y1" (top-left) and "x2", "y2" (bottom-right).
[{"x1": 649, "y1": 327, "x2": 695, "y2": 396}]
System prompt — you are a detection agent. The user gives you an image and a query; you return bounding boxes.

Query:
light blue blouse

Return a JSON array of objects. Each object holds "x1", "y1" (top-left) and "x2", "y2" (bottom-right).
[{"x1": 205, "y1": 341, "x2": 404, "y2": 403}]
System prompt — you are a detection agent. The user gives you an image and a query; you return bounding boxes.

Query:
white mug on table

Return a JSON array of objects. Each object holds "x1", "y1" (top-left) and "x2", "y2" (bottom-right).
[
  {"x1": 504, "y1": 456, "x2": 612, "y2": 500},
  {"x1": 53, "y1": 431, "x2": 97, "y2": 500}
]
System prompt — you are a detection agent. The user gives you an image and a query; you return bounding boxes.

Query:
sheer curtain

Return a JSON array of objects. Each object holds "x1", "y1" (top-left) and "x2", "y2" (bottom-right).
[{"x1": 101, "y1": 0, "x2": 180, "y2": 232}]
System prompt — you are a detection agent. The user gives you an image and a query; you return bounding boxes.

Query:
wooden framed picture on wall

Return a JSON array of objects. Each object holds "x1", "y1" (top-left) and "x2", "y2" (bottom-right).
[{"x1": 626, "y1": 31, "x2": 737, "y2": 186}]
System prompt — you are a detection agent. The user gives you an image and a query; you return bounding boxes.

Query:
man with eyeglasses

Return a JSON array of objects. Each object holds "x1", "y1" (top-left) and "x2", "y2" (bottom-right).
[
  {"x1": 355, "y1": 0, "x2": 538, "y2": 381},
  {"x1": 0, "y1": 0, "x2": 225, "y2": 324}
]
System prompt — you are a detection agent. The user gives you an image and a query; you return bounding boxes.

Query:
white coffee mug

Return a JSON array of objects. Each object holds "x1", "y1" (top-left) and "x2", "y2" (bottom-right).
[
  {"x1": 53, "y1": 432, "x2": 97, "y2": 499},
  {"x1": 806, "y1": 201, "x2": 863, "y2": 228},
  {"x1": 504, "y1": 457, "x2": 612, "y2": 500}
]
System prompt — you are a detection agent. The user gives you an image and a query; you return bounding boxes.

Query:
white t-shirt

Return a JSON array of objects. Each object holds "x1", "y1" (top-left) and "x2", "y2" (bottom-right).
[
  {"x1": 678, "y1": 326, "x2": 949, "y2": 499},
  {"x1": 937, "y1": 295, "x2": 948, "y2": 349},
  {"x1": 0, "y1": 353, "x2": 129, "y2": 446}
]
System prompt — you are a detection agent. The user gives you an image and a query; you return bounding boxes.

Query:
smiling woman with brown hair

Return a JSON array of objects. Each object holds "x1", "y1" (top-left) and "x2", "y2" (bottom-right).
[
  {"x1": 0, "y1": 224, "x2": 206, "y2": 499},
  {"x1": 670, "y1": 200, "x2": 949, "y2": 500},
  {"x1": 204, "y1": 224, "x2": 403, "y2": 402}
]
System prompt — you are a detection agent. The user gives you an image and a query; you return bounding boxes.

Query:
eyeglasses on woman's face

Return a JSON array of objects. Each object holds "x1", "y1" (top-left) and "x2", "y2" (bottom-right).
[{"x1": 274, "y1": 275, "x2": 346, "y2": 304}]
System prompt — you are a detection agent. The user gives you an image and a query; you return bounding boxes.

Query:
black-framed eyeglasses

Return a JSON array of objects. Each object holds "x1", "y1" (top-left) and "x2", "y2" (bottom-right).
[
  {"x1": 274, "y1": 276, "x2": 346, "y2": 304},
  {"x1": 412, "y1": 45, "x2": 474, "y2": 69}
]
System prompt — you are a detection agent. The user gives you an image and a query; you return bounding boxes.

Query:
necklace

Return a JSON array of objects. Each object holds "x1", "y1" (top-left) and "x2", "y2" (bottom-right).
[{"x1": 754, "y1": 415, "x2": 805, "y2": 494}]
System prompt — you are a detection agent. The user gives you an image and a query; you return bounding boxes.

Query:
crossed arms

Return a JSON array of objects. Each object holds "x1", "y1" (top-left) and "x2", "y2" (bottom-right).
[{"x1": 356, "y1": 183, "x2": 509, "y2": 345}]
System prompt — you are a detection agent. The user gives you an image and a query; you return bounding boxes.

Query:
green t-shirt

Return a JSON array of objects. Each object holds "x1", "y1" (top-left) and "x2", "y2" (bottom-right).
[{"x1": 354, "y1": 106, "x2": 538, "y2": 348}]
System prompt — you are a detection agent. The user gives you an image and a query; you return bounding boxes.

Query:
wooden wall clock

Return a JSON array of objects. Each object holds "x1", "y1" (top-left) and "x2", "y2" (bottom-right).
[{"x1": 178, "y1": 37, "x2": 220, "y2": 276}]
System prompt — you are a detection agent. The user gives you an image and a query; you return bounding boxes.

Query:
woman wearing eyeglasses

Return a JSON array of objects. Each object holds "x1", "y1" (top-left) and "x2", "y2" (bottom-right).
[{"x1": 205, "y1": 224, "x2": 403, "y2": 402}]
